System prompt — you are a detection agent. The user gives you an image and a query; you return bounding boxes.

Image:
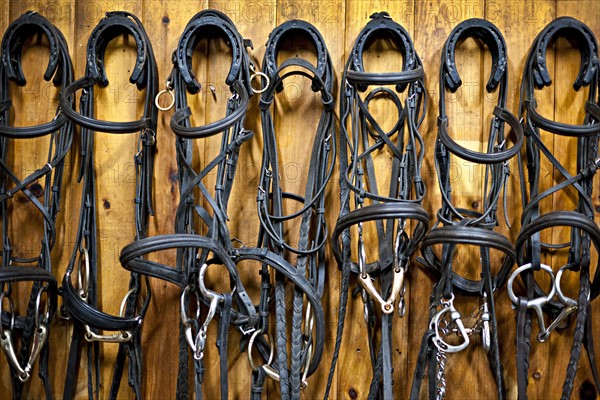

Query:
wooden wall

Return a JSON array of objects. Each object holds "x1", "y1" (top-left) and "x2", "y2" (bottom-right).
[{"x1": 1, "y1": 0, "x2": 599, "y2": 398}]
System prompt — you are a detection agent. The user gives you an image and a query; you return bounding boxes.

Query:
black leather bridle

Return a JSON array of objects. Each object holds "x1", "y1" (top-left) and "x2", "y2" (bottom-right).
[
  {"x1": 411, "y1": 18, "x2": 522, "y2": 400},
  {"x1": 119, "y1": 10, "x2": 277, "y2": 400},
  {"x1": 58, "y1": 11, "x2": 157, "y2": 400},
  {"x1": 253, "y1": 19, "x2": 334, "y2": 400},
  {"x1": 511, "y1": 16, "x2": 600, "y2": 400},
  {"x1": 0, "y1": 11, "x2": 73, "y2": 399},
  {"x1": 325, "y1": 12, "x2": 428, "y2": 400}
]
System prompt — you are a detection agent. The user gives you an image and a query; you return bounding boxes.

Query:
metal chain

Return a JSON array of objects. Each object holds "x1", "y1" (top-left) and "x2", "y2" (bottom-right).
[{"x1": 435, "y1": 348, "x2": 447, "y2": 400}]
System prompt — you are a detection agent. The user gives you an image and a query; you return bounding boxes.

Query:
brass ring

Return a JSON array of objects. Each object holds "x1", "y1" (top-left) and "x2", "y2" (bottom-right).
[
  {"x1": 155, "y1": 89, "x2": 175, "y2": 111},
  {"x1": 250, "y1": 72, "x2": 270, "y2": 94}
]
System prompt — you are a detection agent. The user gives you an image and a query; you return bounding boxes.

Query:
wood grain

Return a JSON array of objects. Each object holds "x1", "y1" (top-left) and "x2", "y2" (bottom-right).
[{"x1": 0, "y1": 1, "x2": 599, "y2": 399}]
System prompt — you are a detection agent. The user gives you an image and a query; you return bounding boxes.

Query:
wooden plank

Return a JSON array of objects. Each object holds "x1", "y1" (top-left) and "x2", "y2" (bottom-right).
[{"x1": 485, "y1": 2, "x2": 556, "y2": 399}]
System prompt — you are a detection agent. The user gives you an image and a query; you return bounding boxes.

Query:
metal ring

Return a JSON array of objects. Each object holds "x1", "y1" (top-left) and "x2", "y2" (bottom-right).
[
  {"x1": 507, "y1": 263, "x2": 556, "y2": 305},
  {"x1": 119, "y1": 288, "x2": 138, "y2": 318},
  {"x1": 250, "y1": 72, "x2": 270, "y2": 94},
  {"x1": 155, "y1": 89, "x2": 175, "y2": 111},
  {"x1": 34, "y1": 287, "x2": 50, "y2": 328},
  {"x1": 198, "y1": 262, "x2": 231, "y2": 300},
  {"x1": 247, "y1": 330, "x2": 274, "y2": 371},
  {"x1": 180, "y1": 285, "x2": 201, "y2": 323},
  {"x1": 556, "y1": 265, "x2": 583, "y2": 305},
  {"x1": 78, "y1": 248, "x2": 90, "y2": 298}
]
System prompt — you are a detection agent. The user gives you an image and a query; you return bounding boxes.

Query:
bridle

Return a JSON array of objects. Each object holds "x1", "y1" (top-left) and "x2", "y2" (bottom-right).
[
  {"x1": 253, "y1": 19, "x2": 334, "y2": 400},
  {"x1": 58, "y1": 11, "x2": 157, "y2": 400},
  {"x1": 511, "y1": 16, "x2": 600, "y2": 399},
  {"x1": 411, "y1": 18, "x2": 522, "y2": 400},
  {"x1": 122, "y1": 10, "x2": 258, "y2": 399},
  {"x1": 325, "y1": 11, "x2": 428, "y2": 400},
  {"x1": 0, "y1": 11, "x2": 73, "y2": 399}
]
